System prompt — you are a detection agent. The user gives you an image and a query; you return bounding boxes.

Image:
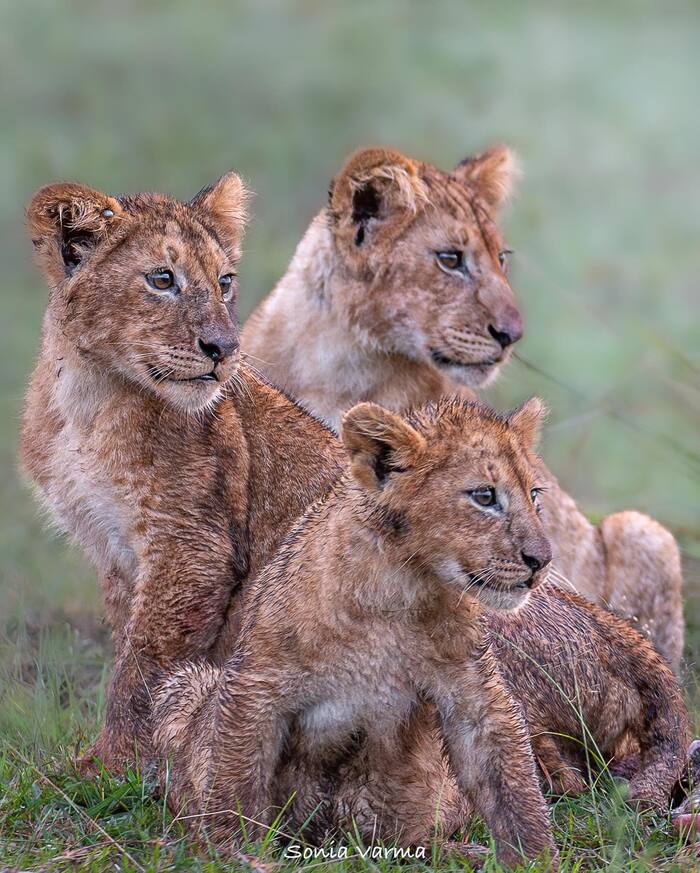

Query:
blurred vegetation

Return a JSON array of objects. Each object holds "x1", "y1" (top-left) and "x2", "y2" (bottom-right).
[{"x1": 0, "y1": 1, "x2": 698, "y2": 869}]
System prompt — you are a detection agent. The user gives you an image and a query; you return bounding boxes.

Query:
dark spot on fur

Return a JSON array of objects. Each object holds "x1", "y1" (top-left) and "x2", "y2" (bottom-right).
[
  {"x1": 352, "y1": 182, "x2": 380, "y2": 223},
  {"x1": 354, "y1": 225, "x2": 365, "y2": 246},
  {"x1": 321, "y1": 727, "x2": 367, "y2": 779},
  {"x1": 383, "y1": 508, "x2": 409, "y2": 536},
  {"x1": 206, "y1": 460, "x2": 250, "y2": 581},
  {"x1": 228, "y1": 522, "x2": 250, "y2": 580}
]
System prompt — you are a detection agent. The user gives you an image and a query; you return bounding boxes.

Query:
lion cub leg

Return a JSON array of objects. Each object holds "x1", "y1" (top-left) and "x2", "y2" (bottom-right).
[
  {"x1": 201, "y1": 664, "x2": 295, "y2": 851},
  {"x1": 433, "y1": 653, "x2": 557, "y2": 869},
  {"x1": 597, "y1": 511, "x2": 683, "y2": 672},
  {"x1": 529, "y1": 731, "x2": 587, "y2": 797}
]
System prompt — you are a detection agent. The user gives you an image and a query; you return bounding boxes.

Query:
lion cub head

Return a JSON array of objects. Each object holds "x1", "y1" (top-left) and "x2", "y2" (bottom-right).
[
  {"x1": 342, "y1": 396, "x2": 551, "y2": 610},
  {"x1": 328, "y1": 145, "x2": 522, "y2": 388},
  {"x1": 28, "y1": 173, "x2": 248, "y2": 411}
]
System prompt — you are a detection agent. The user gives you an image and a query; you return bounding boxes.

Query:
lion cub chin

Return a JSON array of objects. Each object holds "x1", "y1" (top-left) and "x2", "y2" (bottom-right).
[{"x1": 155, "y1": 397, "x2": 558, "y2": 868}]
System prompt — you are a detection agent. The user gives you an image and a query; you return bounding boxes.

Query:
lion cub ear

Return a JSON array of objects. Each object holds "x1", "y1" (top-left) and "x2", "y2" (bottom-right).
[
  {"x1": 329, "y1": 147, "x2": 427, "y2": 248},
  {"x1": 507, "y1": 397, "x2": 547, "y2": 449},
  {"x1": 342, "y1": 402, "x2": 426, "y2": 491},
  {"x1": 27, "y1": 182, "x2": 125, "y2": 285},
  {"x1": 190, "y1": 172, "x2": 249, "y2": 260},
  {"x1": 453, "y1": 144, "x2": 520, "y2": 210}
]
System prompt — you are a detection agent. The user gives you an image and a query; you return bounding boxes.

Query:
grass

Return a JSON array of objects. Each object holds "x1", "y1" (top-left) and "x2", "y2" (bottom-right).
[{"x1": 0, "y1": 0, "x2": 699, "y2": 870}]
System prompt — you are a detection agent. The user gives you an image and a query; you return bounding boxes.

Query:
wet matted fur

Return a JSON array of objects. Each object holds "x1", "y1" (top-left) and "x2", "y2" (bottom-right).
[{"x1": 154, "y1": 399, "x2": 688, "y2": 863}]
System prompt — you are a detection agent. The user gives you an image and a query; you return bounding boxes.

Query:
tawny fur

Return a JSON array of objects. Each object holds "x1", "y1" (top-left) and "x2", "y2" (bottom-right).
[
  {"x1": 241, "y1": 145, "x2": 684, "y2": 669},
  {"x1": 154, "y1": 399, "x2": 688, "y2": 864},
  {"x1": 156, "y1": 398, "x2": 559, "y2": 868},
  {"x1": 20, "y1": 178, "x2": 344, "y2": 771},
  {"x1": 21, "y1": 174, "x2": 687, "y2": 814}
]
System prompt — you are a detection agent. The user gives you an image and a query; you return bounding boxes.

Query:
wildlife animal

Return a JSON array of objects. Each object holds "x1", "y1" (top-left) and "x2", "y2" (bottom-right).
[
  {"x1": 241, "y1": 144, "x2": 684, "y2": 670},
  {"x1": 154, "y1": 399, "x2": 688, "y2": 864},
  {"x1": 21, "y1": 176, "x2": 343, "y2": 770},
  {"x1": 22, "y1": 175, "x2": 687, "y2": 801}
]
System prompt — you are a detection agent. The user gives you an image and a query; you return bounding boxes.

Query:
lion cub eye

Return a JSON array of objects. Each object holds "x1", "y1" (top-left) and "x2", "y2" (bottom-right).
[
  {"x1": 146, "y1": 269, "x2": 175, "y2": 292},
  {"x1": 498, "y1": 248, "x2": 513, "y2": 270},
  {"x1": 219, "y1": 273, "x2": 236, "y2": 302},
  {"x1": 530, "y1": 487, "x2": 544, "y2": 512},
  {"x1": 468, "y1": 487, "x2": 498, "y2": 508},
  {"x1": 436, "y1": 250, "x2": 463, "y2": 271}
]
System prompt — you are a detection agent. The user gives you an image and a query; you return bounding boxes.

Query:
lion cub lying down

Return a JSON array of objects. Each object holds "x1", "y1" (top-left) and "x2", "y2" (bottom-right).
[{"x1": 154, "y1": 398, "x2": 688, "y2": 866}]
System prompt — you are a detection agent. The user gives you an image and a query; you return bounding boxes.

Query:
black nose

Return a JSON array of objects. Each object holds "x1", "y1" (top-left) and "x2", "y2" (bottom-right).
[
  {"x1": 488, "y1": 307, "x2": 524, "y2": 349},
  {"x1": 198, "y1": 336, "x2": 238, "y2": 363},
  {"x1": 488, "y1": 324, "x2": 515, "y2": 349},
  {"x1": 521, "y1": 551, "x2": 550, "y2": 573}
]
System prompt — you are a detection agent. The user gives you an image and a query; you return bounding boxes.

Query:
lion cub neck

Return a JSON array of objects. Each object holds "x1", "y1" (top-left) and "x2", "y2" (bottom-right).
[
  {"x1": 242, "y1": 212, "x2": 457, "y2": 432},
  {"x1": 22, "y1": 313, "x2": 164, "y2": 573},
  {"x1": 309, "y1": 481, "x2": 476, "y2": 626}
]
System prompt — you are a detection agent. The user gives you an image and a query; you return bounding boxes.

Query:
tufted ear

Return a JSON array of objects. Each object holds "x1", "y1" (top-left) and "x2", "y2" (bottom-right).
[
  {"x1": 329, "y1": 147, "x2": 427, "y2": 248},
  {"x1": 190, "y1": 172, "x2": 250, "y2": 259},
  {"x1": 342, "y1": 402, "x2": 426, "y2": 491},
  {"x1": 507, "y1": 397, "x2": 547, "y2": 449},
  {"x1": 27, "y1": 182, "x2": 126, "y2": 285},
  {"x1": 453, "y1": 144, "x2": 520, "y2": 210}
]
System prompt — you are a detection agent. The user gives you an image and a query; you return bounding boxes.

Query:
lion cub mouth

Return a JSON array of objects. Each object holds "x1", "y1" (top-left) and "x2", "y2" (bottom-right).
[
  {"x1": 430, "y1": 348, "x2": 500, "y2": 371},
  {"x1": 147, "y1": 365, "x2": 220, "y2": 384},
  {"x1": 467, "y1": 572, "x2": 532, "y2": 594}
]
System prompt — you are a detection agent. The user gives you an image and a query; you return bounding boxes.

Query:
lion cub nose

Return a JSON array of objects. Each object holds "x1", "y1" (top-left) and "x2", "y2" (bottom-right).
[
  {"x1": 198, "y1": 335, "x2": 238, "y2": 363},
  {"x1": 488, "y1": 307, "x2": 524, "y2": 348},
  {"x1": 521, "y1": 548, "x2": 552, "y2": 583}
]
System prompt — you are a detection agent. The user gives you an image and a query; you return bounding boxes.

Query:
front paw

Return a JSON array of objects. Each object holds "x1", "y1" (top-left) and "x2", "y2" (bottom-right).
[{"x1": 626, "y1": 779, "x2": 670, "y2": 813}]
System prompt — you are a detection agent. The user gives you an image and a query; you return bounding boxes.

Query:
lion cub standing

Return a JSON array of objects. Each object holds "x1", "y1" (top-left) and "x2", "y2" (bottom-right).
[{"x1": 155, "y1": 397, "x2": 558, "y2": 867}]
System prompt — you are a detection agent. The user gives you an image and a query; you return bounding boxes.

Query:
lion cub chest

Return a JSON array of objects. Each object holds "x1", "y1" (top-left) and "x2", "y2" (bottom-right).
[
  {"x1": 296, "y1": 624, "x2": 437, "y2": 750},
  {"x1": 40, "y1": 369, "x2": 143, "y2": 577}
]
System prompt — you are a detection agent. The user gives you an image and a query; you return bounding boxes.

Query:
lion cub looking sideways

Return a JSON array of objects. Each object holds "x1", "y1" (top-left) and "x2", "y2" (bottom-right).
[
  {"x1": 20, "y1": 176, "x2": 343, "y2": 771},
  {"x1": 156, "y1": 397, "x2": 558, "y2": 867},
  {"x1": 242, "y1": 145, "x2": 683, "y2": 670}
]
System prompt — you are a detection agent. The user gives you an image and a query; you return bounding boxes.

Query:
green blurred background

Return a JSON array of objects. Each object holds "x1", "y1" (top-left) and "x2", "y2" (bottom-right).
[{"x1": 1, "y1": 0, "x2": 698, "y2": 750}]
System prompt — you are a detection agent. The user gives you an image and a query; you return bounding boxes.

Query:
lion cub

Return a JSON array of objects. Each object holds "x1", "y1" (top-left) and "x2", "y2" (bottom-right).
[
  {"x1": 156, "y1": 397, "x2": 558, "y2": 867},
  {"x1": 21, "y1": 176, "x2": 344, "y2": 771},
  {"x1": 242, "y1": 145, "x2": 683, "y2": 670}
]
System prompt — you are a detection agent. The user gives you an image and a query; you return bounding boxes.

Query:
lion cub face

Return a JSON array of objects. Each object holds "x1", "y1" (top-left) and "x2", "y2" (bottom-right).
[
  {"x1": 28, "y1": 174, "x2": 248, "y2": 411},
  {"x1": 328, "y1": 146, "x2": 523, "y2": 389},
  {"x1": 342, "y1": 397, "x2": 551, "y2": 610}
]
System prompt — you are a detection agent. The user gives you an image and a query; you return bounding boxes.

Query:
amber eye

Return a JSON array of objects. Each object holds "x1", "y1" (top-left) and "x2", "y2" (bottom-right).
[
  {"x1": 498, "y1": 248, "x2": 513, "y2": 270},
  {"x1": 147, "y1": 269, "x2": 175, "y2": 292},
  {"x1": 468, "y1": 487, "x2": 498, "y2": 508},
  {"x1": 436, "y1": 250, "x2": 463, "y2": 271},
  {"x1": 219, "y1": 273, "x2": 235, "y2": 301}
]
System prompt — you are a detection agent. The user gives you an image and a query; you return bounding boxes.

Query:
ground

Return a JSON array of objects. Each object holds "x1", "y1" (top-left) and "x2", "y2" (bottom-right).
[{"x1": 1, "y1": 1, "x2": 698, "y2": 870}]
